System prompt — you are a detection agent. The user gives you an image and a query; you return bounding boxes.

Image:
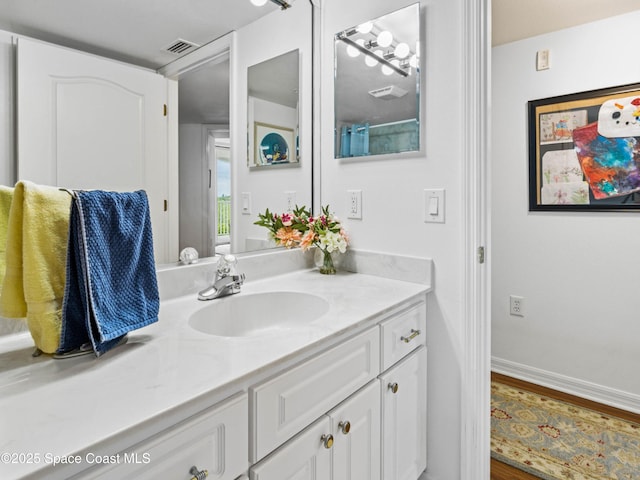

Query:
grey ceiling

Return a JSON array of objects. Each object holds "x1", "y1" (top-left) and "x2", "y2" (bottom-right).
[{"x1": 0, "y1": 0, "x2": 281, "y2": 70}]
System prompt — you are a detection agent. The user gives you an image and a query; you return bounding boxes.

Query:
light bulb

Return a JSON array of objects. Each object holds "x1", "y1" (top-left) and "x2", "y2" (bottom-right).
[
  {"x1": 365, "y1": 53, "x2": 378, "y2": 67},
  {"x1": 409, "y1": 54, "x2": 418, "y2": 68},
  {"x1": 250, "y1": 0, "x2": 268, "y2": 5},
  {"x1": 347, "y1": 39, "x2": 365, "y2": 58},
  {"x1": 382, "y1": 59, "x2": 400, "y2": 76},
  {"x1": 377, "y1": 30, "x2": 393, "y2": 48},
  {"x1": 357, "y1": 22, "x2": 373, "y2": 34},
  {"x1": 346, "y1": 45, "x2": 359, "y2": 58},
  {"x1": 394, "y1": 42, "x2": 410, "y2": 59}
]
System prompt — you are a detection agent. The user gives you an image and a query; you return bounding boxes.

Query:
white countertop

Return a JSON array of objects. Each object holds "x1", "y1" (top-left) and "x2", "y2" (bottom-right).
[{"x1": 0, "y1": 268, "x2": 429, "y2": 479}]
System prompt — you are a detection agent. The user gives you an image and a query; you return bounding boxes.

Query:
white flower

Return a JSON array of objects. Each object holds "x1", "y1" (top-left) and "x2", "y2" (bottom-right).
[{"x1": 319, "y1": 230, "x2": 348, "y2": 254}]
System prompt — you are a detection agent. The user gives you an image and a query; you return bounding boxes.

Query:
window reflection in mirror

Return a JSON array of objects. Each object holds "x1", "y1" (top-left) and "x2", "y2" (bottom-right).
[
  {"x1": 334, "y1": 3, "x2": 420, "y2": 158},
  {"x1": 248, "y1": 49, "x2": 300, "y2": 169}
]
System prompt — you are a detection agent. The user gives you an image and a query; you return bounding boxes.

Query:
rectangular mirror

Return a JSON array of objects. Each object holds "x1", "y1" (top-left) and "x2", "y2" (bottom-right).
[
  {"x1": 248, "y1": 49, "x2": 300, "y2": 168},
  {"x1": 334, "y1": 3, "x2": 420, "y2": 159}
]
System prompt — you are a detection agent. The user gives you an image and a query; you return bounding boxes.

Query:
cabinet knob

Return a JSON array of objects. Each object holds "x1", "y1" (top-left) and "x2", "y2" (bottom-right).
[
  {"x1": 338, "y1": 420, "x2": 351, "y2": 435},
  {"x1": 189, "y1": 466, "x2": 209, "y2": 480},
  {"x1": 388, "y1": 382, "x2": 399, "y2": 394},
  {"x1": 321, "y1": 433, "x2": 334, "y2": 449}
]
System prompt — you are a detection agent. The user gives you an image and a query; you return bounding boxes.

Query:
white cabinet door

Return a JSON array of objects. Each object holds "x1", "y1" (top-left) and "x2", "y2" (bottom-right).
[
  {"x1": 16, "y1": 37, "x2": 173, "y2": 263},
  {"x1": 329, "y1": 380, "x2": 381, "y2": 480},
  {"x1": 250, "y1": 417, "x2": 332, "y2": 480},
  {"x1": 380, "y1": 346, "x2": 427, "y2": 480}
]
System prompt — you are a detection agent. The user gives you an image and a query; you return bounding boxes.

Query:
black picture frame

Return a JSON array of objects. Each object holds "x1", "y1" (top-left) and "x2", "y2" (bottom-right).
[{"x1": 528, "y1": 82, "x2": 640, "y2": 211}]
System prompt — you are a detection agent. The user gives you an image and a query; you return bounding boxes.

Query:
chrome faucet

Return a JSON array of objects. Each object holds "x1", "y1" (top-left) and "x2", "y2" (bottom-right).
[{"x1": 197, "y1": 254, "x2": 245, "y2": 301}]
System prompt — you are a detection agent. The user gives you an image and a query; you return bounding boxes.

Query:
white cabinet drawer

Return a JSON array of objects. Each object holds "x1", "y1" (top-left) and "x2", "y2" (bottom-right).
[
  {"x1": 250, "y1": 327, "x2": 380, "y2": 462},
  {"x1": 75, "y1": 393, "x2": 248, "y2": 480},
  {"x1": 379, "y1": 300, "x2": 426, "y2": 371}
]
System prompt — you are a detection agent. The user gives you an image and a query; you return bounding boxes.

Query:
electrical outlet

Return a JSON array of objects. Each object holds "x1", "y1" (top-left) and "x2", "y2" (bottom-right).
[
  {"x1": 285, "y1": 191, "x2": 296, "y2": 212},
  {"x1": 509, "y1": 295, "x2": 525, "y2": 317},
  {"x1": 347, "y1": 189, "x2": 362, "y2": 219}
]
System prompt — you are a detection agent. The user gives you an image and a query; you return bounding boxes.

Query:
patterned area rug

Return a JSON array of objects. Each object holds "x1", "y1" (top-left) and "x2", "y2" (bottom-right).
[{"x1": 491, "y1": 381, "x2": 640, "y2": 479}]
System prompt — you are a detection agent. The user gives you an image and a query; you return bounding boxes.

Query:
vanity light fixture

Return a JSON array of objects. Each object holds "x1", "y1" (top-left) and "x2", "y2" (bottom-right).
[
  {"x1": 337, "y1": 32, "x2": 409, "y2": 77},
  {"x1": 250, "y1": 0, "x2": 291, "y2": 8}
]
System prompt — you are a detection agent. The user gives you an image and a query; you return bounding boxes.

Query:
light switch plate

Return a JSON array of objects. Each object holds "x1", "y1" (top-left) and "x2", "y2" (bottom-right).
[
  {"x1": 241, "y1": 192, "x2": 252, "y2": 215},
  {"x1": 424, "y1": 188, "x2": 445, "y2": 223},
  {"x1": 536, "y1": 49, "x2": 550, "y2": 71}
]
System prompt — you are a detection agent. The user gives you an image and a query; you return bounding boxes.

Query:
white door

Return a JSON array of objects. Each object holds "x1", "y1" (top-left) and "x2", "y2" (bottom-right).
[
  {"x1": 380, "y1": 346, "x2": 427, "y2": 480},
  {"x1": 329, "y1": 380, "x2": 381, "y2": 480},
  {"x1": 16, "y1": 37, "x2": 172, "y2": 263},
  {"x1": 250, "y1": 417, "x2": 332, "y2": 480}
]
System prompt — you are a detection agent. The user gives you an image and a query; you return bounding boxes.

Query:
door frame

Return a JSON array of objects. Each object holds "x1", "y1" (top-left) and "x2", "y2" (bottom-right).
[
  {"x1": 159, "y1": 32, "x2": 234, "y2": 262},
  {"x1": 460, "y1": 0, "x2": 491, "y2": 478}
]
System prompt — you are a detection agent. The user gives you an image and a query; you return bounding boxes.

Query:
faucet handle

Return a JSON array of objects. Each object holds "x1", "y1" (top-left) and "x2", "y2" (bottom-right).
[{"x1": 216, "y1": 254, "x2": 238, "y2": 275}]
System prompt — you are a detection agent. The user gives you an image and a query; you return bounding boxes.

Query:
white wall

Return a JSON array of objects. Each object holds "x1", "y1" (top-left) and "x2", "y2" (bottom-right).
[
  {"x1": 492, "y1": 12, "x2": 640, "y2": 406},
  {"x1": 0, "y1": 30, "x2": 14, "y2": 186},
  {"x1": 232, "y1": 3, "x2": 313, "y2": 253},
  {"x1": 321, "y1": 0, "x2": 465, "y2": 478}
]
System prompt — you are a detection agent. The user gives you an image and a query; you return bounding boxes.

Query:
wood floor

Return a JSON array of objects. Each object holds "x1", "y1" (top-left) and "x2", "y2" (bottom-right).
[{"x1": 489, "y1": 372, "x2": 640, "y2": 480}]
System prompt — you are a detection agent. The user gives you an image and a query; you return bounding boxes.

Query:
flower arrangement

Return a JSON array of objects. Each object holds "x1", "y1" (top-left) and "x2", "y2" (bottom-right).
[{"x1": 255, "y1": 205, "x2": 349, "y2": 274}]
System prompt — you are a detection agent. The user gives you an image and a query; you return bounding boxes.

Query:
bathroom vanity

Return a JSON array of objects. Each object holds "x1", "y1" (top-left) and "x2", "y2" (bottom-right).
[{"x1": 0, "y1": 252, "x2": 431, "y2": 480}]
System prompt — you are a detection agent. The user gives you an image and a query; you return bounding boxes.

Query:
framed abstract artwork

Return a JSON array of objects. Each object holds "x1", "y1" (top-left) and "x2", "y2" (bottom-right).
[
  {"x1": 252, "y1": 122, "x2": 297, "y2": 167},
  {"x1": 528, "y1": 83, "x2": 640, "y2": 211}
]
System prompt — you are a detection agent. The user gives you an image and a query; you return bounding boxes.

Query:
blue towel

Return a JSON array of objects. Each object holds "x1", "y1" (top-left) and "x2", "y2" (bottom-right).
[{"x1": 59, "y1": 190, "x2": 159, "y2": 356}]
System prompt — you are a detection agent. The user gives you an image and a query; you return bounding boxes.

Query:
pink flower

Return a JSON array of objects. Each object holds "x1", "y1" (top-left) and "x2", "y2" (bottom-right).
[
  {"x1": 340, "y1": 228, "x2": 350, "y2": 245},
  {"x1": 281, "y1": 213, "x2": 293, "y2": 226}
]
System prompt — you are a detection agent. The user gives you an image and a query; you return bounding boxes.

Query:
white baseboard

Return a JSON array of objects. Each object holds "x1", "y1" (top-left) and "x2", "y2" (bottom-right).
[{"x1": 491, "y1": 357, "x2": 640, "y2": 414}]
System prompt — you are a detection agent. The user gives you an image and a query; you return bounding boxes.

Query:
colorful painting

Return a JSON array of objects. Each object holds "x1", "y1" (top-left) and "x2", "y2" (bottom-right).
[
  {"x1": 539, "y1": 150, "x2": 589, "y2": 204},
  {"x1": 572, "y1": 122, "x2": 640, "y2": 199},
  {"x1": 252, "y1": 122, "x2": 297, "y2": 167},
  {"x1": 539, "y1": 111, "x2": 588, "y2": 144},
  {"x1": 528, "y1": 83, "x2": 640, "y2": 211}
]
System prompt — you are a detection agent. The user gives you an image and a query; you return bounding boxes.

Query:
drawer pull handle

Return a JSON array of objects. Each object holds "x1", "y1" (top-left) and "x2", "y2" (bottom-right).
[
  {"x1": 321, "y1": 433, "x2": 334, "y2": 449},
  {"x1": 400, "y1": 329, "x2": 421, "y2": 343},
  {"x1": 189, "y1": 466, "x2": 209, "y2": 480},
  {"x1": 338, "y1": 420, "x2": 351, "y2": 435},
  {"x1": 388, "y1": 382, "x2": 399, "y2": 394}
]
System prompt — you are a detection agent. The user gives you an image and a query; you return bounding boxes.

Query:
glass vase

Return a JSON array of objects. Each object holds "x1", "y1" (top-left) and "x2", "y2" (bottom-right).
[{"x1": 315, "y1": 248, "x2": 337, "y2": 275}]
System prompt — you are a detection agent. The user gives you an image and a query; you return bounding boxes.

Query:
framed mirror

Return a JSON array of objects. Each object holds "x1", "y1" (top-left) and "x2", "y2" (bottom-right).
[
  {"x1": 248, "y1": 49, "x2": 300, "y2": 168},
  {"x1": 334, "y1": 3, "x2": 421, "y2": 159}
]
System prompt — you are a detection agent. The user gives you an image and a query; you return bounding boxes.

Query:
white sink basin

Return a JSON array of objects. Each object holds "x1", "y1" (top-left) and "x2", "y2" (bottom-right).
[{"x1": 188, "y1": 291, "x2": 330, "y2": 337}]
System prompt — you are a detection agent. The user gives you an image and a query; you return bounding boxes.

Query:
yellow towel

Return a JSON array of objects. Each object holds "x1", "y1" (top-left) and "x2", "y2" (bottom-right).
[
  {"x1": 0, "y1": 181, "x2": 71, "y2": 353},
  {"x1": 0, "y1": 185, "x2": 13, "y2": 291}
]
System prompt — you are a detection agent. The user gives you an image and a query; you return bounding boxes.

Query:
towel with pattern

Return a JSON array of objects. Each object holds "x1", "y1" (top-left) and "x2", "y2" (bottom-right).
[{"x1": 59, "y1": 190, "x2": 159, "y2": 356}]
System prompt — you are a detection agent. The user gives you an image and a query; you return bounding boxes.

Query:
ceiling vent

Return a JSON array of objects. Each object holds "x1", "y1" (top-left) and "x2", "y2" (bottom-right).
[
  {"x1": 163, "y1": 38, "x2": 200, "y2": 56},
  {"x1": 368, "y1": 85, "x2": 408, "y2": 100}
]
